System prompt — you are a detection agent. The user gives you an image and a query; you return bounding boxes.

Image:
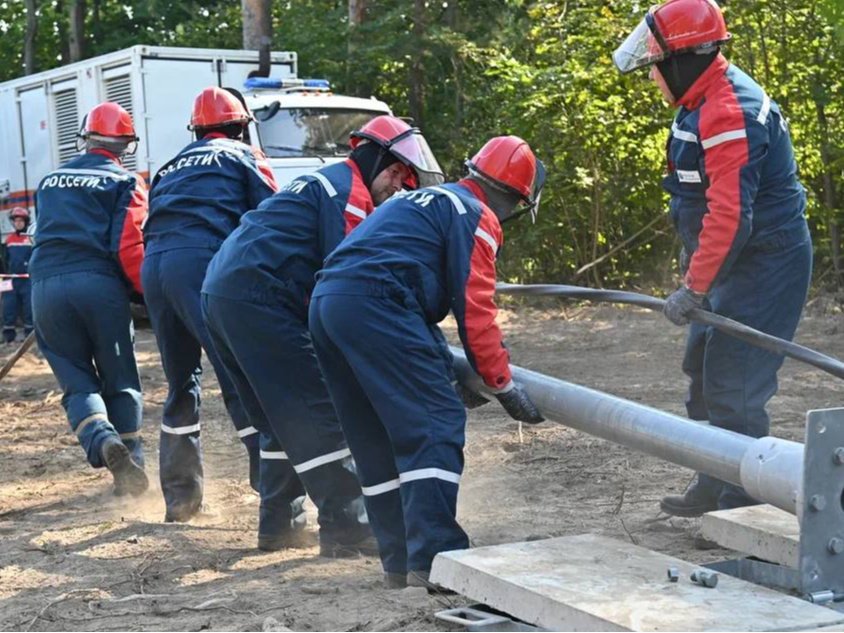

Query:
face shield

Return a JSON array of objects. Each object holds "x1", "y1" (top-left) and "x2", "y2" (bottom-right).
[
  {"x1": 385, "y1": 129, "x2": 445, "y2": 188},
  {"x1": 613, "y1": 11, "x2": 669, "y2": 74}
]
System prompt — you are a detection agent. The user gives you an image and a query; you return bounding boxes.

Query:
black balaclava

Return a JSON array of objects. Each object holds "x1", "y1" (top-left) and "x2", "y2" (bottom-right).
[
  {"x1": 469, "y1": 176, "x2": 523, "y2": 224},
  {"x1": 196, "y1": 123, "x2": 245, "y2": 141},
  {"x1": 656, "y1": 50, "x2": 719, "y2": 103},
  {"x1": 350, "y1": 141, "x2": 401, "y2": 190}
]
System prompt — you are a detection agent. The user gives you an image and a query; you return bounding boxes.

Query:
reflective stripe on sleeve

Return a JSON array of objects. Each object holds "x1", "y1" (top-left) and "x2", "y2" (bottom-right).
[
  {"x1": 671, "y1": 123, "x2": 698, "y2": 144},
  {"x1": 312, "y1": 173, "x2": 337, "y2": 197},
  {"x1": 701, "y1": 128, "x2": 747, "y2": 150},
  {"x1": 430, "y1": 186, "x2": 467, "y2": 215},
  {"x1": 757, "y1": 94, "x2": 771, "y2": 125},
  {"x1": 345, "y1": 204, "x2": 367, "y2": 220},
  {"x1": 474, "y1": 227, "x2": 499, "y2": 257},
  {"x1": 237, "y1": 426, "x2": 258, "y2": 438}
]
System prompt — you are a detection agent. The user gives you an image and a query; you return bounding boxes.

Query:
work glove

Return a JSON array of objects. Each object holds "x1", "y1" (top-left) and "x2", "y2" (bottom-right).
[
  {"x1": 453, "y1": 381, "x2": 490, "y2": 409},
  {"x1": 495, "y1": 383, "x2": 544, "y2": 424},
  {"x1": 663, "y1": 286, "x2": 704, "y2": 326}
]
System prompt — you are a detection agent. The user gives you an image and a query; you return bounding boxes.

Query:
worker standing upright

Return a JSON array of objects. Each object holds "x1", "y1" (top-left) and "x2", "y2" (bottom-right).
[
  {"x1": 202, "y1": 115, "x2": 444, "y2": 553},
  {"x1": 1, "y1": 207, "x2": 34, "y2": 343},
  {"x1": 309, "y1": 136, "x2": 546, "y2": 588},
  {"x1": 30, "y1": 102, "x2": 149, "y2": 496},
  {"x1": 143, "y1": 87, "x2": 279, "y2": 523},
  {"x1": 613, "y1": 0, "x2": 812, "y2": 515}
]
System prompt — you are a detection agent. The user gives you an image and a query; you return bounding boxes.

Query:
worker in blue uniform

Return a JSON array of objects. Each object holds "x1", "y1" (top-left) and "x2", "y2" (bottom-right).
[
  {"x1": 202, "y1": 115, "x2": 445, "y2": 553},
  {"x1": 1, "y1": 207, "x2": 34, "y2": 343},
  {"x1": 30, "y1": 102, "x2": 149, "y2": 496},
  {"x1": 143, "y1": 87, "x2": 279, "y2": 523},
  {"x1": 614, "y1": 0, "x2": 813, "y2": 515},
  {"x1": 309, "y1": 136, "x2": 546, "y2": 589}
]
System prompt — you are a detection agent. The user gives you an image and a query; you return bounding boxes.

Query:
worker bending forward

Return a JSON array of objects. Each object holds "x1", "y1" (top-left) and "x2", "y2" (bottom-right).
[
  {"x1": 309, "y1": 136, "x2": 545, "y2": 588},
  {"x1": 202, "y1": 115, "x2": 444, "y2": 553},
  {"x1": 143, "y1": 87, "x2": 278, "y2": 522},
  {"x1": 30, "y1": 102, "x2": 148, "y2": 496}
]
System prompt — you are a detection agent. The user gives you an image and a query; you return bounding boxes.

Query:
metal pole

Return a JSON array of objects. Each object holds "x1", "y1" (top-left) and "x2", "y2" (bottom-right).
[{"x1": 452, "y1": 347, "x2": 803, "y2": 515}]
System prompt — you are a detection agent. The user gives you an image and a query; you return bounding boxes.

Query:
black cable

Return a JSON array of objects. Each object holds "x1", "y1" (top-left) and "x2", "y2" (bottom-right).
[{"x1": 497, "y1": 283, "x2": 844, "y2": 382}]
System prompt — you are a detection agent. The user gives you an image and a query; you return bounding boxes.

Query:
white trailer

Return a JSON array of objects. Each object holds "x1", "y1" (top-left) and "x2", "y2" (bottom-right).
[{"x1": 0, "y1": 45, "x2": 392, "y2": 236}]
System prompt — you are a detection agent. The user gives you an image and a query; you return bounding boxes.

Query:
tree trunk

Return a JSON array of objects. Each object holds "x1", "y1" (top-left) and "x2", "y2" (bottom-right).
[
  {"x1": 409, "y1": 0, "x2": 425, "y2": 127},
  {"x1": 68, "y1": 0, "x2": 86, "y2": 63},
  {"x1": 241, "y1": 0, "x2": 272, "y2": 50},
  {"x1": 816, "y1": 98, "x2": 842, "y2": 287},
  {"x1": 23, "y1": 0, "x2": 37, "y2": 75},
  {"x1": 347, "y1": 0, "x2": 368, "y2": 96},
  {"x1": 55, "y1": 0, "x2": 70, "y2": 64}
]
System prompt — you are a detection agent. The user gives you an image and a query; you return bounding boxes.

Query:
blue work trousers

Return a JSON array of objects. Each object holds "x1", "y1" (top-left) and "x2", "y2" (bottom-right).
[
  {"x1": 202, "y1": 292, "x2": 365, "y2": 538},
  {"x1": 309, "y1": 293, "x2": 469, "y2": 575},
  {"x1": 684, "y1": 224, "x2": 812, "y2": 508},
  {"x1": 141, "y1": 248, "x2": 259, "y2": 518},
  {"x1": 32, "y1": 271, "x2": 143, "y2": 467},
  {"x1": 3, "y1": 278, "x2": 33, "y2": 343}
]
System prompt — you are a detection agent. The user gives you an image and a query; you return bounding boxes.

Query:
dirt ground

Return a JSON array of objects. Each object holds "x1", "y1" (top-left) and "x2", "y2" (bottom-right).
[{"x1": 1, "y1": 300, "x2": 843, "y2": 632}]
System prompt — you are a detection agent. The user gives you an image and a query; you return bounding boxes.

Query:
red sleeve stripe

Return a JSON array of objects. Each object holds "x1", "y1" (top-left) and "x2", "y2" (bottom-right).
[
  {"x1": 463, "y1": 207, "x2": 511, "y2": 389},
  {"x1": 685, "y1": 79, "x2": 749, "y2": 294},
  {"x1": 344, "y1": 160, "x2": 375, "y2": 235},
  {"x1": 253, "y1": 150, "x2": 280, "y2": 192},
  {"x1": 118, "y1": 180, "x2": 148, "y2": 294}
]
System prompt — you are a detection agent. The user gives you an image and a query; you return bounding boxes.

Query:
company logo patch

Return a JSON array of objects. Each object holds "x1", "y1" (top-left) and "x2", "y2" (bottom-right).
[{"x1": 676, "y1": 170, "x2": 702, "y2": 184}]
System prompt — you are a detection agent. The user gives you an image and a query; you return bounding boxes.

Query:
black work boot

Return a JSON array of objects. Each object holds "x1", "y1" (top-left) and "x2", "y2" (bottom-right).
[
  {"x1": 258, "y1": 526, "x2": 314, "y2": 552},
  {"x1": 101, "y1": 436, "x2": 149, "y2": 497},
  {"x1": 659, "y1": 474, "x2": 720, "y2": 518},
  {"x1": 319, "y1": 523, "x2": 380, "y2": 558},
  {"x1": 406, "y1": 570, "x2": 456, "y2": 595},
  {"x1": 318, "y1": 496, "x2": 380, "y2": 558},
  {"x1": 384, "y1": 572, "x2": 407, "y2": 589}
]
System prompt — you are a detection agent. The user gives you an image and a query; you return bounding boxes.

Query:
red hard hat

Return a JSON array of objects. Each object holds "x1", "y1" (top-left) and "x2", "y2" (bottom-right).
[
  {"x1": 613, "y1": 0, "x2": 731, "y2": 74},
  {"x1": 189, "y1": 87, "x2": 251, "y2": 130},
  {"x1": 350, "y1": 115, "x2": 444, "y2": 188},
  {"x1": 467, "y1": 136, "x2": 541, "y2": 201},
  {"x1": 83, "y1": 102, "x2": 137, "y2": 138},
  {"x1": 9, "y1": 207, "x2": 29, "y2": 222},
  {"x1": 466, "y1": 136, "x2": 546, "y2": 222}
]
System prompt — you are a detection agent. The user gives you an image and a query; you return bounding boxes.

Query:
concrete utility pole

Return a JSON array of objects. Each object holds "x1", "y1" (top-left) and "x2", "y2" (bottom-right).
[{"x1": 241, "y1": 0, "x2": 272, "y2": 76}]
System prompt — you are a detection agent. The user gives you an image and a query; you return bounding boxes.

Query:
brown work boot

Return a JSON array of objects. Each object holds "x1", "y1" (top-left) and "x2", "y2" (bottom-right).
[{"x1": 101, "y1": 436, "x2": 149, "y2": 497}]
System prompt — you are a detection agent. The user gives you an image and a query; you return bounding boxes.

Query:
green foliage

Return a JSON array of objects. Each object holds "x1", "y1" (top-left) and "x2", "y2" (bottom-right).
[{"x1": 0, "y1": 0, "x2": 841, "y2": 289}]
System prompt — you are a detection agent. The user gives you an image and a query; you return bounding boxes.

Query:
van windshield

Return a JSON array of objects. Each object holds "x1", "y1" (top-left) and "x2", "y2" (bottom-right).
[{"x1": 254, "y1": 107, "x2": 385, "y2": 158}]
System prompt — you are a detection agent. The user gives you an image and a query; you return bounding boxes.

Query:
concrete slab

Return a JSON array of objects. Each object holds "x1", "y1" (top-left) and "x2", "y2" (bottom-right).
[
  {"x1": 430, "y1": 534, "x2": 844, "y2": 632},
  {"x1": 701, "y1": 504, "x2": 799, "y2": 567}
]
